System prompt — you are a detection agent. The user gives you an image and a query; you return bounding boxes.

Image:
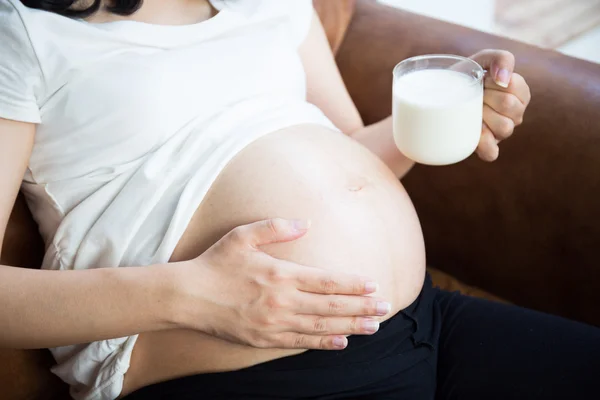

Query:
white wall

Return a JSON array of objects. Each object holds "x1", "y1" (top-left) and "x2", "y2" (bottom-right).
[
  {"x1": 378, "y1": 0, "x2": 600, "y2": 64},
  {"x1": 558, "y1": 27, "x2": 600, "y2": 65},
  {"x1": 378, "y1": 0, "x2": 496, "y2": 33}
]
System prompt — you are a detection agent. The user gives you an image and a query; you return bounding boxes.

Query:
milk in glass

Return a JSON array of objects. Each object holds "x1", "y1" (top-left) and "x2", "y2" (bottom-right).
[{"x1": 393, "y1": 69, "x2": 483, "y2": 165}]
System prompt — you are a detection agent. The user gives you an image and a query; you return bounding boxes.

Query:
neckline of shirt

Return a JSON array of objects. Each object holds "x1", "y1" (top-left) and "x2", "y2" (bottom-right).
[
  {"x1": 81, "y1": 0, "x2": 226, "y2": 28},
  {"x1": 74, "y1": 0, "x2": 244, "y2": 48}
]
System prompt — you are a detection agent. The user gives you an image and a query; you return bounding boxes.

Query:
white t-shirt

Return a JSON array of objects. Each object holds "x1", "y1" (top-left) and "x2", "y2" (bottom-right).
[{"x1": 0, "y1": 0, "x2": 336, "y2": 399}]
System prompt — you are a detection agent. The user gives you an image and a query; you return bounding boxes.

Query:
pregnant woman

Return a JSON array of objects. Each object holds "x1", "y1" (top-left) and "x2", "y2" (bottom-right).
[{"x1": 1, "y1": 0, "x2": 599, "y2": 399}]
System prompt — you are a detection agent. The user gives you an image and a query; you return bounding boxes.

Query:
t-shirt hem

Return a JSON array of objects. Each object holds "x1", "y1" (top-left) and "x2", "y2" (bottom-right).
[{"x1": 66, "y1": 335, "x2": 138, "y2": 400}]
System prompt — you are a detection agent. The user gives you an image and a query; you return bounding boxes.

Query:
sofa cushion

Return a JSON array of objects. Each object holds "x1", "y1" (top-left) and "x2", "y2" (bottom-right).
[
  {"x1": 0, "y1": 348, "x2": 68, "y2": 400},
  {"x1": 429, "y1": 268, "x2": 508, "y2": 303}
]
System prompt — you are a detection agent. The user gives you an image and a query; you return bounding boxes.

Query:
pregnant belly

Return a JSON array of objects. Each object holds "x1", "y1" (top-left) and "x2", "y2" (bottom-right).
[{"x1": 122, "y1": 125, "x2": 426, "y2": 394}]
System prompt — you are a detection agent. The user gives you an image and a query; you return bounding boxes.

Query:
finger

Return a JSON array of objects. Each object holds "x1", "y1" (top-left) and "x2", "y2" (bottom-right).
[
  {"x1": 484, "y1": 90, "x2": 525, "y2": 125},
  {"x1": 232, "y1": 218, "x2": 310, "y2": 248},
  {"x1": 476, "y1": 123, "x2": 500, "y2": 162},
  {"x1": 276, "y1": 333, "x2": 349, "y2": 350},
  {"x1": 294, "y1": 291, "x2": 391, "y2": 317},
  {"x1": 483, "y1": 104, "x2": 515, "y2": 140},
  {"x1": 471, "y1": 49, "x2": 515, "y2": 88},
  {"x1": 292, "y1": 315, "x2": 381, "y2": 336},
  {"x1": 290, "y1": 262, "x2": 379, "y2": 295},
  {"x1": 485, "y1": 72, "x2": 531, "y2": 106}
]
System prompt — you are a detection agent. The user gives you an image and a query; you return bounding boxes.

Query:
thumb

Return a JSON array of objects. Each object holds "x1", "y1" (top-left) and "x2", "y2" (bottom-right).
[
  {"x1": 471, "y1": 50, "x2": 515, "y2": 88},
  {"x1": 245, "y1": 218, "x2": 310, "y2": 248}
]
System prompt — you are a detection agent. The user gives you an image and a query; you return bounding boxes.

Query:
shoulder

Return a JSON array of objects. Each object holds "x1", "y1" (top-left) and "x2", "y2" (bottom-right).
[
  {"x1": 0, "y1": 0, "x2": 26, "y2": 13},
  {"x1": 0, "y1": 0, "x2": 30, "y2": 28},
  {"x1": 0, "y1": 0, "x2": 47, "y2": 122},
  {"x1": 1, "y1": 0, "x2": 73, "y2": 40},
  {"x1": 0, "y1": 0, "x2": 81, "y2": 84},
  {"x1": 0, "y1": 0, "x2": 39, "y2": 65},
  {"x1": 0, "y1": 0, "x2": 46, "y2": 26},
  {"x1": 0, "y1": 0, "x2": 46, "y2": 70},
  {"x1": 0, "y1": 0, "x2": 50, "y2": 47}
]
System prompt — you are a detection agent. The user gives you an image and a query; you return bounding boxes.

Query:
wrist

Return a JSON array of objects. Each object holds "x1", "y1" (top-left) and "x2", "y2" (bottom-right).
[
  {"x1": 151, "y1": 262, "x2": 188, "y2": 330},
  {"x1": 167, "y1": 258, "x2": 219, "y2": 334},
  {"x1": 99, "y1": 264, "x2": 183, "y2": 334}
]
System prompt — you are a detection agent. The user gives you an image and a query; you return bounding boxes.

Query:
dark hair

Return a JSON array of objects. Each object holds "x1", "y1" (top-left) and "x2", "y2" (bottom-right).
[{"x1": 21, "y1": 0, "x2": 143, "y2": 18}]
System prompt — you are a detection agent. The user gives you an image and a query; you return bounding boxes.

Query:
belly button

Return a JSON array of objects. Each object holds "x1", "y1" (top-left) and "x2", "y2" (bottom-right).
[{"x1": 346, "y1": 177, "x2": 370, "y2": 192}]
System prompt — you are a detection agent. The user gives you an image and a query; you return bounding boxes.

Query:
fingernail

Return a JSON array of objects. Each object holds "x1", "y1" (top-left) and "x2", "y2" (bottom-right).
[
  {"x1": 363, "y1": 320, "x2": 380, "y2": 334},
  {"x1": 333, "y1": 337, "x2": 347, "y2": 349},
  {"x1": 364, "y1": 281, "x2": 379, "y2": 293},
  {"x1": 292, "y1": 219, "x2": 311, "y2": 232},
  {"x1": 495, "y1": 69, "x2": 510, "y2": 88},
  {"x1": 376, "y1": 302, "x2": 391, "y2": 316}
]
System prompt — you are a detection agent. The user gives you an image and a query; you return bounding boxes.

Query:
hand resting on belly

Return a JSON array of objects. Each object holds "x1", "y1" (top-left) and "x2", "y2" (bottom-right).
[{"x1": 123, "y1": 125, "x2": 426, "y2": 394}]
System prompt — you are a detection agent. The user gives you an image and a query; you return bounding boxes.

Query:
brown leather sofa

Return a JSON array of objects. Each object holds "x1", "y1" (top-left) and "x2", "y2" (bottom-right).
[{"x1": 2, "y1": 1, "x2": 599, "y2": 398}]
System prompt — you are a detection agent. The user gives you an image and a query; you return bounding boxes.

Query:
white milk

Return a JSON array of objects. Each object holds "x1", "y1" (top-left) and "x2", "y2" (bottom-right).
[{"x1": 393, "y1": 69, "x2": 483, "y2": 165}]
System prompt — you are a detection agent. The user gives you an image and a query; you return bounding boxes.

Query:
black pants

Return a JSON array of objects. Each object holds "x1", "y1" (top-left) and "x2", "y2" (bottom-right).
[{"x1": 123, "y1": 276, "x2": 600, "y2": 399}]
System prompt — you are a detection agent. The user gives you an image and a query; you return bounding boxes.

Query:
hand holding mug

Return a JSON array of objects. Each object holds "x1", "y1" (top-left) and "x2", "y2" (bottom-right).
[{"x1": 469, "y1": 50, "x2": 532, "y2": 162}]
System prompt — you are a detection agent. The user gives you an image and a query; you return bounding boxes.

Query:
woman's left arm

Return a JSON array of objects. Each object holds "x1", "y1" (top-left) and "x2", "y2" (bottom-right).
[{"x1": 299, "y1": 12, "x2": 531, "y2": 178}]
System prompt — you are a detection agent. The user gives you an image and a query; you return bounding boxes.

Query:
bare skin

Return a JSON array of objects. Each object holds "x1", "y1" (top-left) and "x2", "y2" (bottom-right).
[{"x1": 0, "y1": 0, "x2": 530, "y2": 397}]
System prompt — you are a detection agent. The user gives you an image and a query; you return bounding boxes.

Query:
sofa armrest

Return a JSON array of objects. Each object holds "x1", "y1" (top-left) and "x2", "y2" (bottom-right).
[{"x1": 337, "y1": 0, "x2": 600, "y2": 326}]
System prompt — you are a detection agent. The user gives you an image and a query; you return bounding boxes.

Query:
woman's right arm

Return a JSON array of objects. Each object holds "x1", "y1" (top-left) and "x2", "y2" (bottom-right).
[
  {"x1": 1, "y1": 119, "x2": 387, "y2": 350},
  {"x1": 0, "y1": 118, "x2": 184, "y2": 348},
  {"x1": 0, "y1": 256, "x2": 182, "y2": 349}
]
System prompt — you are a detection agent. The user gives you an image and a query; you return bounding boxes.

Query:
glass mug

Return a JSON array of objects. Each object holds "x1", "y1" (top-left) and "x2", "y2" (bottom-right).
[{"x1": 392, "y1": 55, "x2": 485, "y2": 166}]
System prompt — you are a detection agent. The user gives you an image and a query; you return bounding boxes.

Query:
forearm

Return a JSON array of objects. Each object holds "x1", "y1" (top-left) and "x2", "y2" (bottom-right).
[
  {"x1": 0, "y1": 263, "x2": 186, "y2": 349},
  {"x1": 349, "y1": 116, "x2": 415, "y2": 179},
  {"x1": 299, "y1": 13, "x2": 414, "y2": 179}
]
